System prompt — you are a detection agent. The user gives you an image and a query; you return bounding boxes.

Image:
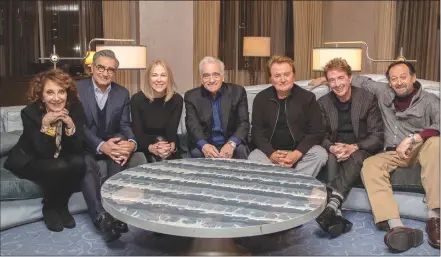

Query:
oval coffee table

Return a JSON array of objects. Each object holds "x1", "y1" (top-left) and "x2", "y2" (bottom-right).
[{"x1": 102, "y1": 158, "x2": 327, "y2": 255}]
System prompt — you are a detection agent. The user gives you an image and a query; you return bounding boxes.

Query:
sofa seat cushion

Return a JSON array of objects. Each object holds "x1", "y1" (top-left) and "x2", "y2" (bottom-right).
[
  {"x1": 0, "y1": 192, "x2": 87, "y2": 231},
  {"x1": 0, "y1": 157, "x2": 43, "y2": 201},
  {"x1": 0, "y1": 155, "x2": 86, "y2": 201},
  {"x1": 353, "y1": 165, "x2": 424, "y2": 193},
  {"x1": 390, "y1": 165, "x2": 423, "y2": 193},
  {"x1": 342, "y1": 187, "x2": 427, "y2": 221},
  {"x1": 319, "y1": 163, "x2": 424, "y2": 194},
  {"x1": 0, "y1": 131, "x2": 22, "y2": 156}
]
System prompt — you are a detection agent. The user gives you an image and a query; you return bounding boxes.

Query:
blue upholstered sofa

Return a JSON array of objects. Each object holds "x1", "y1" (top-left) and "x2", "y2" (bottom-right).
[{"x1": 1, "y1": 74, "x2": 439, "y2": 230}]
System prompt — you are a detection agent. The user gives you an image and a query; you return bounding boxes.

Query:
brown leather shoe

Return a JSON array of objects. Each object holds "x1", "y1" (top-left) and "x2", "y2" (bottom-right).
[
  {"x1": 376, "y1": 220, "x2": 390, "y2": 231},
  {"x1": 426, "y1": 218, "x2": 440, "y2": 249},
  {"x1": 384, "y1": 227, "x2": 423, "y2": 252}
]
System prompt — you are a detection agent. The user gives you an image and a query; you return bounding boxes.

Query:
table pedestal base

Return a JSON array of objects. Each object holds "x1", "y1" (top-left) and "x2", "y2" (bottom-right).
[{"x1": 185, "y1": 238, "x2": 251, "y2": 256}]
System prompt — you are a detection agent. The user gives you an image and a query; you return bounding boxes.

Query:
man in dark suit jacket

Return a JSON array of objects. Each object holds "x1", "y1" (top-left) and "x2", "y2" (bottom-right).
[
  {"x1": 185, "y1": 56, "x2": 250, "y2": 159},
  {"x1": 315, "y1": 57, "x2": 384, "y2": 238},
  {"x1": 77, "y1": 50, "x2": 140, "y2": 242}
]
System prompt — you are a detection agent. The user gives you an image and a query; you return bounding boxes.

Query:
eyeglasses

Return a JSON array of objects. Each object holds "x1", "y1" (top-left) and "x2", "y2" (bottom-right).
[
  {"x1": 94, "y1": 64, "x2": 117, "y2": 75},
  {"x1": 202, "y1": 72, "x2": 222, "y2": 81}
]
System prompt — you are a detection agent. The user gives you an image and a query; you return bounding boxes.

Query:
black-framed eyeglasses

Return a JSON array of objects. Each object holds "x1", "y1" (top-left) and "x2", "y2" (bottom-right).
[{"x1": 94, "y1": 64, "x2": 117, "y2": 75}]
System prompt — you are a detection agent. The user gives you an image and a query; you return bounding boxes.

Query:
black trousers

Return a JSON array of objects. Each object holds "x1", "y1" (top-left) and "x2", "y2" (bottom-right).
[
  {"x1": 326, "y1": 150, "x2": 371, "y2": 197},
  {"x1": 142, "y1": 148, "x2": 182, "y2": 163},
  {"x1": 81, "y1": 153, "x2": 125, "y2": 223},
  {"x1": 22, "y1": 154, "x2": 85, "y2": 204}
]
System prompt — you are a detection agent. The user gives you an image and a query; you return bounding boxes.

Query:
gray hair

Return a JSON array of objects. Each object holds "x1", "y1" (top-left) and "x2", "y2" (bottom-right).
[
  {"x1": 93, "y1": 49, "x2": 120, "y2": 68},
  {"x1": 199, "y1": 56, "x2": 225, "y2": 76}
]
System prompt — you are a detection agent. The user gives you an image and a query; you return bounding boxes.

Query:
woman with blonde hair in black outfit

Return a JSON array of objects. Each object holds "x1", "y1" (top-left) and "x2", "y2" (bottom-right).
[
  {"x1": 131, "y1": 60, "x2": 183, "y2": 162},
  {"x1": 5, "y1": 69, "x2": 86, "y2": 232}
]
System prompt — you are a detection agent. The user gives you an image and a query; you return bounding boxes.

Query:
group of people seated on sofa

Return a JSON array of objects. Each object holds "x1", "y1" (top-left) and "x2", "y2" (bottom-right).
[{"x1": 3, "y1": 49, "x2": 439, "y2": 253}]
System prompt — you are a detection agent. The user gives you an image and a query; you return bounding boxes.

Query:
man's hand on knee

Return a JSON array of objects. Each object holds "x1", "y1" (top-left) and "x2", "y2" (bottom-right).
[
  {"x1": 202, "y1": 144, "x2": 221, "y2": 158},
  {"x1": 280, "y1": 150, "x2": 303, "y2": 167},
  {"x1": 100, "y1": 138, "x2": 123, "y2": 162},
  {"x1": 116, "y1": 140, "x2": 136, "y2": 166},
  {"x1": 270, "y1": 150, "x2": 288, "y2": 165},
  {"x1": 219, "y1": 143, "x2": 234, "y2": 159}
]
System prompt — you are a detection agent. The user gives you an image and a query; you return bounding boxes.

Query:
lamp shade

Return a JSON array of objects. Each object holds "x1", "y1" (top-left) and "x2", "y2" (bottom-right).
[
  {"x1": 243, "y1": 37, "x2": 271, "y2": 57},
  {"x1": 312, "y1": 47, "x2": 362, "y2": 72},
  {"x1": 95, "y1": 45, "x2": 147, "y2": 69}
]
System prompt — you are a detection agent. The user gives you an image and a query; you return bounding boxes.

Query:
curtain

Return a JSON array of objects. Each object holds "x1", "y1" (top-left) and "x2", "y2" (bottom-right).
[
  {"x1": 373, "y1": 1, "x2": 396, "y2": 74},
  {"x1": 193, "y1": 1, "x2": 220, "y2": 88},
  {"x1": 293, "y1": 1, "x2": 324, "y2": 81},
  {"x1": 102, "y1": 0, "x2": 137, "y2": 95},
  {"x1": 395, "y1": 0, "x2": 440, "y2": 81},
  {"x1": 42, "y1": 1, "x2": 81, "y2": 68},
  {"x1": 83, "y1": 1, "x2": 103, "y2": 48},
  {"x1": 219, "y1": 0, "x2": 292, "y2": 86},
  {"x1": 4, "y1": 1, "x2": 40, "y2": 76}
]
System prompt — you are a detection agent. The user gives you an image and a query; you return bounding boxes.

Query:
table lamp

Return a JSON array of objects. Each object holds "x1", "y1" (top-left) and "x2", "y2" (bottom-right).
[{"x1": 243, "y1": 36, "x2": 271, "y2": 85}]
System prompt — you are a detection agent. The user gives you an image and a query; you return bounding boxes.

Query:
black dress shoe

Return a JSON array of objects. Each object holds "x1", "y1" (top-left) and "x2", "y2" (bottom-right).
[
  {"x1": 328, "y1": 215, "x2": 353, "y2": 238},
  {"x1": 316, "y1": 207, "x2": 337, "y2": 232},
  {"x1": 384, "y1": 226, "x2": 423, "y2": 252},
  {"x1": 113, "y1": 219, "x2": 129, "y2": 233},
  {"x1": 57, "y1": 205, "x2": 76, "y2": 229},
  {"x1": 42, "y1": 204, "x2": 64, "y2": 232},
  {"x1": 96, "y1": 213, "x2": 121, "y2": 243}
]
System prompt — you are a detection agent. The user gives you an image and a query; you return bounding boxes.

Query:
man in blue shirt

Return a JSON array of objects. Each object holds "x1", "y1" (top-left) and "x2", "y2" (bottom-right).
[{"x1": 184, "y1": 56, "x2": 250, "y2": 159}]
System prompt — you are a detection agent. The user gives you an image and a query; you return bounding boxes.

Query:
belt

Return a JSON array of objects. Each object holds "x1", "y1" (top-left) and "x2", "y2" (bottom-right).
[{"x1": 384, "y1": 146, "x2": 397, "y2": 152}]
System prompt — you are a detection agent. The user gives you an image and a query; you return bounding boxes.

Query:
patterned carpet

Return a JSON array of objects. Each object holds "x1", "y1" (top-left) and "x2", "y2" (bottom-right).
[{"x1": 1, "y1": 211, "x2": 439, "y2": 256}]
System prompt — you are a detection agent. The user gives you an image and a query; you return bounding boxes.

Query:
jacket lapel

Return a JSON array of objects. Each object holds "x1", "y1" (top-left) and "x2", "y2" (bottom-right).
[
  {"x1": 105, "y1": 84, "x2": 115, "y2": 129},
  {"x1": 350, "y1": 87, "x2": 361, "y2": 139},
  {"x1": 220, "y1": 85, "x2": 231, "y2": 133},
  {"x1": 326, "y1": 96, "x2": 339, "y2": 142},
  {"x1": 86, "y1": 80, "x2": 99, "y2": 126}
]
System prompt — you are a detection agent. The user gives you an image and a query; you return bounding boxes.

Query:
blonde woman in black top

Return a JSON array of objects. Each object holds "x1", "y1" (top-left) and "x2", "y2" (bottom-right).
[{"x1": 131, "y1": 60, "x2": 183, "y2": 162}]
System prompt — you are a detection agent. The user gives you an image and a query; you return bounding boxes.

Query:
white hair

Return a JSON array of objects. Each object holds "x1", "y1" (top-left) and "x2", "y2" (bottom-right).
[{"x1": 198, "y1": 56, "x2": 225, "y2": 76}]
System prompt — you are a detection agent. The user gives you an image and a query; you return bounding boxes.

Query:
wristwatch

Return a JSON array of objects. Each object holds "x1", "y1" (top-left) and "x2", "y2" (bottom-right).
[{"x1": 227, "y1": 141, "x2": 237, "y2": 149}]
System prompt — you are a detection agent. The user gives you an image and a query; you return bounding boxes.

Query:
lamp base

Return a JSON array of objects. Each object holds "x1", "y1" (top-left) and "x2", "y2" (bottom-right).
[{"x1": 244, "y1": 57, "x2": 256, "y2": 85}]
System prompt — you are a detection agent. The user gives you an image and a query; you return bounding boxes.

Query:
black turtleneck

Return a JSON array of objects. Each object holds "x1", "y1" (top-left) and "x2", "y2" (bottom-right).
[{"x1": 331, "y1": 93, "x2": 356, "y2": 144}]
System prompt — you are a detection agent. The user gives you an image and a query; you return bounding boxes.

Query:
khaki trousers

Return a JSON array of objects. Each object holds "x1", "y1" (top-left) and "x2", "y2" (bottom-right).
[{"x1": 361, "y1": 136, "x2": 440, "y2": 224}]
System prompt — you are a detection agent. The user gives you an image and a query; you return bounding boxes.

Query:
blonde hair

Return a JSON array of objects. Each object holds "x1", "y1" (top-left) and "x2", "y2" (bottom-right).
[
  {"x1": 144, "y1": 60, "x2": 176, "y2": 102},
  {"x1": 267, "y1": 55, "x2": 296, "y2": 76}
]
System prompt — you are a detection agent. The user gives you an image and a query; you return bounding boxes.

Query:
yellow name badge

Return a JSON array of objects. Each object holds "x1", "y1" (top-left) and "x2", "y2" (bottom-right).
[{"x1": 41, "y1": 126, "x2": 56, "y2": 137}]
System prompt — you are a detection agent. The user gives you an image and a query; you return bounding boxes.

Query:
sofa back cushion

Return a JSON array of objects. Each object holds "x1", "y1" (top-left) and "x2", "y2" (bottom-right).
[{"x1": 0, "y1": 106, "x2": 25, "y2": 133}]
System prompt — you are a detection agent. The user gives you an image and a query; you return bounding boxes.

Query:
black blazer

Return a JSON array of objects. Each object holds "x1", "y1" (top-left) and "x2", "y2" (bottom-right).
[
  {"x1": 318, "y1": 86, "x2": 384, "y2": 154},
  {"x1": 76, "y1": 79, "x2": 135, "y2": 153},
  {"x1": 5, "y1": 100, "x2": 85, "y2": 177},
  {"x1": 184, "y1": 83, "x2": 250, "y2": 149}
]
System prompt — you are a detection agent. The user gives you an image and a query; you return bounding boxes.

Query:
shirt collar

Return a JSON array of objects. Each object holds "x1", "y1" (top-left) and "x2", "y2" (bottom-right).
[{"x1": 92, "y1": 78, "x2": 111, "y2": 94}]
